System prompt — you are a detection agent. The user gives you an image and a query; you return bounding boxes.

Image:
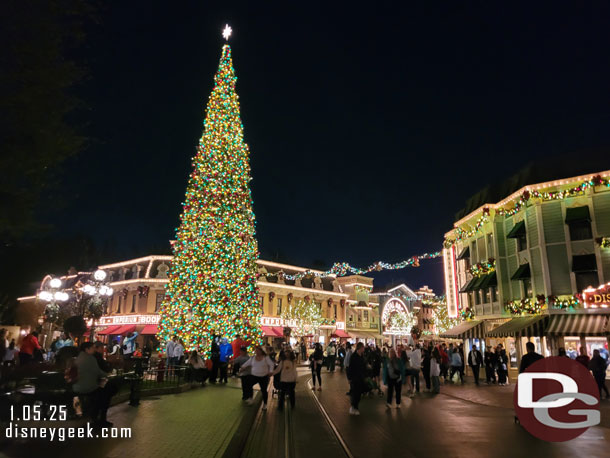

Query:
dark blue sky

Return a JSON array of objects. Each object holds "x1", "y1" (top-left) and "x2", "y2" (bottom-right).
[{"x1": 56, "y1": 1, "x2": 610, "y2": 293}]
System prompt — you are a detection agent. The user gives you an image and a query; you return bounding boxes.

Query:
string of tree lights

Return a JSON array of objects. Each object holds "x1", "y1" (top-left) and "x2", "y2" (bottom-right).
[
  {"x1": 444, "y1": 174, "x2": 610, "y2": 248},
  {"x1": 157, "y1": 29, "x2": 262, "y2": 351}
]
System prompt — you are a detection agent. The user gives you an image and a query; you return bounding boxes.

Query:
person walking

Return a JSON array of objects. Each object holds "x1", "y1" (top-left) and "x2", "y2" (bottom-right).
[
  {"x1": 382, "y1": 348, "x2": 405, "y2": 408},
  {"x1": 219, "y1": 337, "x2": 233, "y2": 383},
  {"x1": 325, "y1": 342, "x2": 337, "y2": 372},
  {"x1": 18, "y1": 331, "x2": 41, "y2": 365},
  {"x1": 240, "y1": 346, "x2": 275, "y2": 410},
  {"x1": 272, "y1": 349, "x2": 298, "y2": 410},
  {"x1": 209, "y1": 333, "x2": 221, "y2": 383},
  {"x1": 496, "y1": 345, "x2": 509, "y2": 385},
  {"x1": 430, "y1": 347, "x2": 442, "y2": 394},
  {"x1": 348, "y1": 342, "x2": 366, "y2": 415},
  {"x1": 589, "y1": 349, "x2": 610, "y2": 399},
  {"x1": 439, "y1": 344, "x2": 449, "y2": 383},
  {"x1": 450, "y1": 348, "x2": 463, "y2": 383},
  {"x1": 165, "y1": 336, "x2": 177, "y2": 374},
  {"x1": 458, "y1": 343, "x2": 466, "y2": 382},
  {"x1": 575, "y1": 347, "x2": 590, "y2": 368},
  {"x1": 468, "y1": 345, "x2": 484, "y2": 385},
  {"x1": 121, "y1": 331, "x2": 139, "y2": 360},
  {"x1": 3, "y1": 341, "x2": 18, "y2": 368},
  {"x1": 309, "y1": 343, "x2": 324, "y2": 391},
  {"x1": 409, "y1": 344, "x2": 422, "y2": 393},
  {"x1": 300, "y1": 341, "x2": 307, "y2": 363},
  {"x1": 337, "y1": 344, "x2": 346, "y2": 371},
  {"x1": 484, "y1": 346, "x2": 497, "y2": 384},
  {"x1": 421, "y1": 346, "x2": 431, "y2": 392},
  {"x1": 519, "y1": 341, "x2": 544, "y2": 373},
  {"x1": 344, "y1": 342, "x2": 353, "y2": 394}
]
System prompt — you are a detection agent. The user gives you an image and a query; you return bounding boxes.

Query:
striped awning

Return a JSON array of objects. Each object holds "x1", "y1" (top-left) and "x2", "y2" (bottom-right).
[
  {"x1": 486, "y1": 315, "x2": 548, "y2": 338},
  {"x1": 441, "y1": 320, "x2": 484, "y2": 339},
  {"x1": 546, "y1": 314, "x2": 609, "y2": 337}
]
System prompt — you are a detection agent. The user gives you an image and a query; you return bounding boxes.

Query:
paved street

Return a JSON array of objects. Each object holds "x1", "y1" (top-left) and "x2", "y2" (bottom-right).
[{"x1": 2, "y1": 369, "x2": 609, "y2": 457}]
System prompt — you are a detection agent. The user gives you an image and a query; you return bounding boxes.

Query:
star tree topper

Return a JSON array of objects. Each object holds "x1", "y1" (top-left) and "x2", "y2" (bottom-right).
[{"x1": 222, "y1": 24, "x2": 232, "y2": 41}]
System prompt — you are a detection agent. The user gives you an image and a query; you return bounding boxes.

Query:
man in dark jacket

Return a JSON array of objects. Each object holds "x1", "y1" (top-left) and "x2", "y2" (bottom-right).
[
  {"x1": 519, "y1": 341, "x2": 543, "y2": 374},
  {"x1": 348, "y1": 342, "x2": 366, "y2": 415},
  {"x1": 467, "y1": 345, "x2": 484, "y2": 385},
  {"x1": 484, "y1": 347, "x2": 497, "y2": 384}
]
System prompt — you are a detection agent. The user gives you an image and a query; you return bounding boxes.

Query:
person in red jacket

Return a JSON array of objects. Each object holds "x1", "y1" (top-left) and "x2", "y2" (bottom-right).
[
  {"x1": 231, "y1": 334, "x2": 246, "y2": 376},
  {"x1": 19, "y1": 331, "x2": 41, "y2": 365}
]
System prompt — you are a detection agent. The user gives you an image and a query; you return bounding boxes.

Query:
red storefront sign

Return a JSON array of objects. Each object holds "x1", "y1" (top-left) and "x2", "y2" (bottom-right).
[{"x1": 583, "y1": 282, "x2": 610, "y2": 308}]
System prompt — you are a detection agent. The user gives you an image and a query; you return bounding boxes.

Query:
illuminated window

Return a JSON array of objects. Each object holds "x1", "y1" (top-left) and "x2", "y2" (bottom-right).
[{"x1": 276, "y1": 298, "x2": 282, "y2": 315}]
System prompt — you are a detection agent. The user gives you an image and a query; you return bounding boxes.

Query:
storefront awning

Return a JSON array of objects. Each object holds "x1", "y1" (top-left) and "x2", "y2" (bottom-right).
[
  {"x1": 459, "y1": 278, "x2": 477, "y2": 293},
  {"x1": 546, "y1": 313, "x2": 609, "y2": 337},
  {"x1": 113, "y1": 325, "x2": 136, "y2": 335},
  {"x1": 331, "y1": 330, "x2": 350, "y2": 338},
  {"x1": 572, "y1": 254, "x2": 597, "y2": 273},
  {"x1": 140, "y1": 325, "x2": 159, "y2": 335},
  {"x1": 479, "y1": 271, "x2": 497, "y2": 289},
  {"x1": 97, "y1": 325, "x2": 121, "y2": 335},
  {"x1": 457, "y1": 246, "x2": 470, "y2": 260},
  {"x1": 565, "y1": 206, "x2": 591, "y2": 223},
  {"x1": 441, "y1": 320, "x2": 484, "y2": 339},
  {"x1": 506, "y1": 220, "x2": 526, "y2": 239},
  {"x1": 350, "y1": 331, "x2": 381, "y2": 340},
  {"x1": 511, "y1": 263, "x2": 531, "y2": 280},
  {"x1": 261, "y1": 326, "x2": 283, "y2": 337},
  {"x1": 470, "y1": 275, "x2": 488, "y2": 291},
  {"x1": 485, "y1": 315, "x2": 548, "y2": 338}
]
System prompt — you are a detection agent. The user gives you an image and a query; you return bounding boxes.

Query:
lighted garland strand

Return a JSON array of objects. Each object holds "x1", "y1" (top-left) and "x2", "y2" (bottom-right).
[
  {"x1": 263, "y1": 251, "x2": 442, "y2": 280},
  {"x1": 596, "y1": 237, "x2": 610, "y2": 249},
  {"x1": 505, "y1": 294, "x2": 580, "y2": 315},
  {"x1": 445, "y1": 175, "x2": 610, "y2": 248}
]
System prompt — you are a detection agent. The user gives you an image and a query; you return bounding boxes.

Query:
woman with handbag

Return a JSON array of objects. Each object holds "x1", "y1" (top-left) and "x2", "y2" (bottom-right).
[{"x1": 382, "y1": 348, "x2": 405, "y2": 408}]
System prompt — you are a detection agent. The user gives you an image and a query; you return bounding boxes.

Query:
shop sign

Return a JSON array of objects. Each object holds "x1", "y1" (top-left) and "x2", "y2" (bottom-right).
[
  {"x1": 98, "y1": 314, "x2": 160, "y2": 325},
  {"x1": 583, "y1": 282, "x2": 610, "y2": 308},
  {"x1": 381, "y1": 298, "x2": 416, "y2": 335},
  {"x1": 261, "y1": 316, "x2": 345, "y2": 330}
]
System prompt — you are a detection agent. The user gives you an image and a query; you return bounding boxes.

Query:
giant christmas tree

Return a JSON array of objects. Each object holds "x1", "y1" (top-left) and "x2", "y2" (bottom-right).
[{"x1": 158, "y1": 33, "x2": 262, "y2": 350}]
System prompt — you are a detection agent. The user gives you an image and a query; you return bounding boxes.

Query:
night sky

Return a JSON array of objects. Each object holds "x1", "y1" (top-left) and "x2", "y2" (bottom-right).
[{"x1": 51, "y1": 2, "x2": 610, "y2": 293}]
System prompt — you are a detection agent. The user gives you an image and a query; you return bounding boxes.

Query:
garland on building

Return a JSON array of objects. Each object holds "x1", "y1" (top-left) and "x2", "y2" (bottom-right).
[
  {"x1": 429, "y1": 296, "x2": 461, "y2": 335},
  {"x1": 506, "y1": 294, "x2": 580, "y2": 315},
  {"x1": 445, "y1": 174, "x2": 610, "y2": 248},
  {"x1": 505, "y1": 298, "x2": 543, "y2": 315},
  {"x1": 596, "y1": 237, "x2": 610, "y2": 249},
  {"x1": 469, "y1": 258, "x2": 495, "y2": 277},
  {"x1": 157, "y1": 40, "x2": 262, "y2": 351},
  {"x1": 262, "y1": 251, "x2": 442, "y2": 280},
  {"x1": 461, "y1": 307, "x2": 475, "y2": 321}
]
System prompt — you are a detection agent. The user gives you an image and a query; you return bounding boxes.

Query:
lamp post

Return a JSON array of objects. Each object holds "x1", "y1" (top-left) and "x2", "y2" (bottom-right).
[
  {"x1": 37, "y1": 277, "x2": 70, "y2": 347},
  {"x1": 80, "y1": 269, "x2": 114, "y2": 341}
]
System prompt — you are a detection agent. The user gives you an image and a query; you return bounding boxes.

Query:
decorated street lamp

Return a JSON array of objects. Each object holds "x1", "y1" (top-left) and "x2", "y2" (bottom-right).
[{"x1": 37, "y1": 276, "x2": 70, "y2": 346}]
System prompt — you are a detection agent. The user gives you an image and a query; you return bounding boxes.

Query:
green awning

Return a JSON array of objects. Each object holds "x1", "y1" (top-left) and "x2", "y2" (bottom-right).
[
  {"x1": 565, "y1": 206, "x2": 591, "y2": 224},
  {"x1": 470, "y1": 275, "x2": 488, "y2": 291},
  {"x1": 506, "y1": 220, "x2": 526, "y2": 239},
  {"x1": 457, "y1": 246, "x2": 470, "y2": 260},
  {"x1": 459, "y1": 278, "x2": 476, "y2": 293},
  {"x1": 479, "y1": 271, "x2": 497, "y2": 289},
  {"x1": 572, "y1": 254, "x2": 597, "y2": 272},
  {"x1": 511, "y1": 263, "x2": 531, "y2": 280}
]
